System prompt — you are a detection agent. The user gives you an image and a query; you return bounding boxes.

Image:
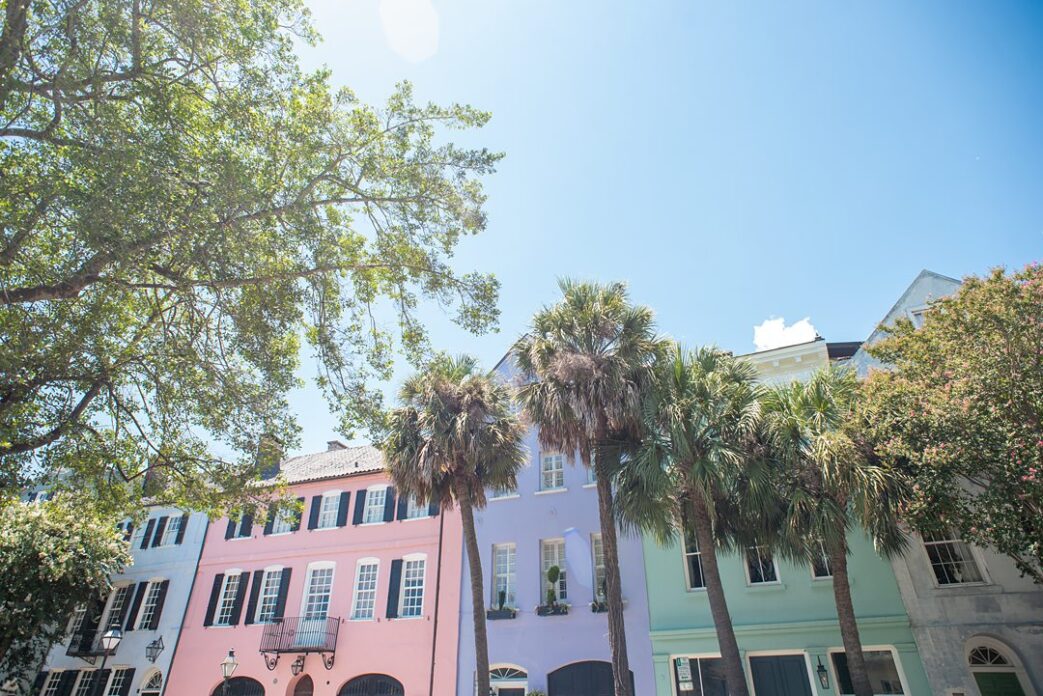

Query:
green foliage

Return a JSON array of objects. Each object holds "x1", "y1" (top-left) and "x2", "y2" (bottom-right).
[
  {"x1": 860, "y1": 264, "x2": 1043, "y2": 582},
  {"x1": 0, "y1": 0, "x2": 501, "y2": 514},
  {"x1": 545, "y1": 563, "x2": 561, "y2": 606},
  {"x1": 0, "y1": 497, "x2": 131, "y2": 688}
]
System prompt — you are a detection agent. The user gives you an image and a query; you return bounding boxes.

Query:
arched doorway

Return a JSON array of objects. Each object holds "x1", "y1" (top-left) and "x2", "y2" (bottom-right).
[
  {"x1": 490, "y1": 665, "x2": 528, "y2": 695},
  {"x1": 140, "y1": 671, "x2": 162, "y2": 696},
  {"x1": 337, "y1": 674, "x2": 404, "y2": 696},
  {"x1": 293, "y1": 675, "x2": 314, "y2": 696},
  {"x1": 547, "y1": 661, "x2": 634, "y2": 696},
  {"x1": 210, "y1": 677, "x2": 265, "y2": 696},
  {"x1": 967, "y1": 638, "x2": 1033, "y2": 696}
]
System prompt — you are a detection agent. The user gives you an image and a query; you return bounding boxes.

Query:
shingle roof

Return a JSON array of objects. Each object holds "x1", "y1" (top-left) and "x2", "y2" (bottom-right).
[{"x1": 277, "y1": 444, "x2": 385, "y2": 484}]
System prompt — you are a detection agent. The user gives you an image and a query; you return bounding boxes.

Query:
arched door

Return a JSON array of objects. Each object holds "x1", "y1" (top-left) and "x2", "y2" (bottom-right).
[
  {"x1": 968, "y1": 641, "x2": 1031, "y2": 696},
  {"x1": 211, "y1": 677, "x2": 265, "y2": 696},
  {"x1": 140, "y1": 671, "x2": 162, "y2": 696},
  {"x1": 337, "y1": 674, "x2": 404, "y2": 696},
  {"x1": 293, "y1": 676, "x2": 314, "y2": 696},
  {"x1": 547, "y1": 661, "x2": 634, "y2": 696}
]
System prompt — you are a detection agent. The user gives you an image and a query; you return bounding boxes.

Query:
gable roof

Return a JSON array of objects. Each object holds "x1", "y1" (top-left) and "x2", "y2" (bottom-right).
[{"x1": 278, "y1": 444, "x2": 384, "y2": 484}]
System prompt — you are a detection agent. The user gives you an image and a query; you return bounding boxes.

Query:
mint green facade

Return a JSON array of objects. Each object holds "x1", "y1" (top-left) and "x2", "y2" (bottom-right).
[{"x1": 642, "y1": 526, "x2": 932, "y2": 695}]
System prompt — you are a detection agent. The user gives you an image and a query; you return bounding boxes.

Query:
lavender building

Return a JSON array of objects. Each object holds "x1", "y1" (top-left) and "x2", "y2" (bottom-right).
[{"x1": 455, "y1": 356, "x2": 655, "y2": 696}]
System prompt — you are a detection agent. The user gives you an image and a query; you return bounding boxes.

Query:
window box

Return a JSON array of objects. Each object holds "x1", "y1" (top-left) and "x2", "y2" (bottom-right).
[
  {"x1": 486, "y1": 608, "x2": 517, "y2": 620},
  {"x1": 535, "y1": 604, "x2": 569, "y2": 617},
  {"x1": 590, "y1": 601, "x2": 608, "y2": 614}
]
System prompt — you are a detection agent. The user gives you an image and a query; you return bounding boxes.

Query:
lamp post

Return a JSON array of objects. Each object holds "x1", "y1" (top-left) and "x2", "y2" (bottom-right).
[
  {"x1": 92, "y1": 629, "x2": 122, "y2": 696},
  {"x1": 220, "y1": 649, "x2": 238, "y2": 696}
]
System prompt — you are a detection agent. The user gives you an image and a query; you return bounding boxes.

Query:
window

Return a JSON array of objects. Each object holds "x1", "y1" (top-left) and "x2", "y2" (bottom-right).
[
  {"x1": 72, "y1": 672, "x2": 97, "y2": 696},
  {"x1": 351, "y1": 561, "x2": 379, "y2": 620},
  {"x1": 682, "y1": 526, "x2": 705, "y2": 590},
  {"x1": 303, "y1": 566, "x2": 334, "y2": 620},
  {"x1": 40, "y1": 672, "x2": 62, "y2": 696},
  {"x1": 255, "y1": 569, "x2": 284, "y2": 623},
  {"x1": 591, "y1": 534, "x2": 607, "y2": 602},
  {"x1": 215, "y1": 573, "x2": 242, "y2": 625},
  {"x1": 129, "y1": 524, "x2": 146, "y2": 549},
  {"x1": 745, "y1": 546, "x2": 779, "y2": 585},
  {"x1": 489, "y1": 483, "x2": 517, "y2": 499},
  {"x1": 673, "y1": 657, "x2": 727, "y2": 695},
  {"x1": 831, "y1": 650, "x2": 905, "y2": 695},
  {"x1": 404, "y1": 496, "x2": 427, "y2": 519},
  {"x1": 541, "y1": 453, "x2": 565, "y2": 490},
  {"x1": 68, "y1": 605, "x2": 87, "y2": 637},
  {"x1": 270, "y1": 509, "x2": 294, "y2": 535},
  {"x1": 363, "y1": 487, "x2": 386, "y2": 523},
  {"x1": 158, "y1": 515, "x2": 182, "y2": 546},
  {"x1": 586, "y1": 464, "x2": 597, "y2": 485},
  {"x1": 490, "y1": 666, "x2": 528, "y2": 695},
  {"x1": 922, "y1": 530, "x2": 984, "y2": 585},
  {"x1": 399, "y1": 557, "x2": 426, "y2": 617},
  {"x1": 812, "y1": 541, "x2": 833, "y2": 579},
  {"x1": 136, "y1": 581, "x2": 165, "y2": 629},
  {"x1": 540, "y1": 539, "x2": 567, "y2": 602},
  {"x1": 317, "y1": 493, "x2": 340, "y2": 529},
  {"x1": 104, "y1": 669, "x2": 129, "y2": 696},
  {"x1": 140, "y1": 672, "x2": 163, "y2": 696},
  {"x1": 968, "y1": 646, "x2": 1010, "y2": 666},
  {"x1": 104, "y1": 586, "x2": 131, "y2": 629},
  {"x1": 491, "y1": 544, "x2": 516, "y2": 608},
  {"x1": 229, "y1": 516, "x2": 251, "y2": 538}
]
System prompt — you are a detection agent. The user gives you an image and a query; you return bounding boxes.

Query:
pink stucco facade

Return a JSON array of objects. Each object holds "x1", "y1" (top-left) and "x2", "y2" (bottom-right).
[{"x1": 165, "y1": 449, "x2": 462, "y2": 696}]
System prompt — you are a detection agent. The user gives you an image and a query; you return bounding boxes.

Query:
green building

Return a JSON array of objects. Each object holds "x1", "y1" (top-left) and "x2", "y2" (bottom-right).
[{"x1": 641, "y1": 338, "x2": 931, "y2": 696}]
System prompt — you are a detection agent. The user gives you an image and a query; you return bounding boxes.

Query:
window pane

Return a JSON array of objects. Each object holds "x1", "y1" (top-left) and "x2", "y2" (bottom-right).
[
  {"x1": 256, "y1": 569, "x2": 284, "y2": 623},
  {"x1": 831, "y1": 651, "x2": 905, "y2": 695},
  {"x1": 405, "y1": 497, "x2": 426, "y2": 519},
  {"x1": 541, "y1": 454, "x2": 565, "y2": 490},
  {"x1": 746, "y1": 546, "x2": 777, "y2": 584},
  {"x1": 400, "y1": 559, "x2": 426, "y2": 617},
  {"x1": 105, "y1": 586, "x2": 131, "y2": 629},
  {"x1": 216, "y1": 574, "x2": 241, "y2": 625},
  {"x1": 160, "y1": 516, "x2": 182, "y2": 546},
  {"x1": 812, "y1": 542, "x2": 833, "y2": 578},
  {"x1": 923, "y1": 533, "x2": 983, "y2": 584},
  {"x1": 364, "y1": 489, "x2": 386, "y2": 524},
  {"x1": 137, "y1": 582, "x2": 164, "y2": 628},
  {"x1": 304, "y1": 568, "x2": 334, "y2": 620},
  {"x1": 683, "y1": 526, "x2": 705, "y2": 590},
  {"x1": 104, "y1": 669, "x2": 129, "y2": 696},
  {"x1": 540, "y1": 539, "x2": 567, "y2": 601},
  {"x1": 591, "y1": 534, "x2": 606, "y2": 601},
  {"x1": 351, "y1": 563, "x2": 379, "y2": 620},
  {"x1": 317, "y1": 495, "x2": 339, "y2": 529},
  {"x1": 492, "y1": 544, "x2": 516, "y2": 608}
]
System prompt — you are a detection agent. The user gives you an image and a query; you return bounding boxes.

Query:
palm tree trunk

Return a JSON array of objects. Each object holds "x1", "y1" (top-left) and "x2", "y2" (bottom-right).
[
  {"x1": 594, "y1": 467, "x2": 633, "y2": 696},
  {"x1": 828, "y1": 541, "x2": 873, "y2": 696},
  {"x1": 455, "y1": 479, "x2": 491, "y2": 696},
  {"x1": 690, "y1": 497, "x2": 750, "y2": 696}
]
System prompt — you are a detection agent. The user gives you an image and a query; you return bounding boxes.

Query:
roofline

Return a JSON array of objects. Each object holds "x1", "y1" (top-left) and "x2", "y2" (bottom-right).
[
  {"x1": 862, "y1": 269, "x2": 962, "y2": 343},
  {"x1": 276, "y1": 466, "x2": 387, "y2": 487}
]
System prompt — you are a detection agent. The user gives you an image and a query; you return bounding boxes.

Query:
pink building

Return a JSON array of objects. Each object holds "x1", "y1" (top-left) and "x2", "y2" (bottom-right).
[{"x1": 165, "y1": 443, "x2": 462, "y2": 696}]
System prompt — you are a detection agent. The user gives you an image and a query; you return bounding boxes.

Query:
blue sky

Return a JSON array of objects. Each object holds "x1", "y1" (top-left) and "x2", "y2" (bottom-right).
[{"x1": 287, "y1": 0, "x2": 1042, "y2": 455}]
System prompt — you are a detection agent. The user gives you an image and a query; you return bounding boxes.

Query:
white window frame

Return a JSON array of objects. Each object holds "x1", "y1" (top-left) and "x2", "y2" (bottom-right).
[
  {"x1": 102, "y1": 668, "x2": 130, "y2": 696},
  {"x1": 920, "y1": 530, "x2": 988, "y2": 586},
  {"x1": 139, "y1": 670, "x2": 163, "y2": 696},
  {"x1": 40, "y1": 671, "x2": 62, "y2": 696},
  {"x1": 398, "y1": 553, "x2": 427, "y2": 618},
  {"x1": 811, "y1": 541, "x2": 833, "y2": 580},
  {"x1": 71, "y1": 671, "x2": 98, "y2": 696},
  {"x1": 135, "y1": 579, "x2": 166, "y2": 630},
  {"x1": 491, "y1": 543, "x2": 517, "y2": 609},
  {"x1": 489, "y1": 482, "x2": 518, "y2": 500},
  {"x1": 269, "y1": 507, "x2": 294, "y2": 535},
  {"x1": 540, "y1": 538, "x2": 567, "y2": 602},
  {"x1": 539, "y1": 452, "x2": 566, "y2": 491},
  {"x1": 489, "y1": 664, "x2": 529, "y2": 695},
  {"x1": 300, "y1": 562, "x2": 335, "y2": 621},
  {"x1": 682, "y1": 526, "x2": 706, "y2": 591},
  {"x1": 214, "y1": 571, "x2": 243, "y2": 626},
  {"x1": 826, "y1": 645, "x2": 910, "y2": 696},
  {"x1": 316, "y1": 491, "x2": 342, "y2": 530},
  {"x1": 362, "y1": 485, "x2": 387, "y2": 524},
  {"x1": 67, "y1": 605, "x2": 87, "y2": 637},
  {"x1": 350, "y1": 558, "x2": 380, "y2": 620},
  {"x1": 101, "y1": 584, "x2": 133, "y2": 630},
  {"x1": 254, "y1": 567, "x2": 284, "y2": 624},
  {"x1": 591, "y1": 534, "x2": 607, "y2": 602},
  {"x1": 157, "y1": 515, "x2": 183, "y2": 546},
  {"x1": 670, "y1": 653, "x2": 728, "y2": 696},
  {"x1": 744, "y1": 545, "x2": 780, "y2": 586},
  {"x1": 404, "y1": 496, "x2": 427, "y2": 520}
]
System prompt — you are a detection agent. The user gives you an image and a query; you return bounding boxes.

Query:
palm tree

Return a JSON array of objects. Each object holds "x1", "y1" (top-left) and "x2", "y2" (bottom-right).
[
  {"x1": 618, "y1": 345, "x2": 770, "y2": 696},
  {"x1": 762, "y1": 367, "x2": 908, "y2": 696},
  {"x1": 381, "y1": 354, "x2": 527, "y2": 696},
  {"x1": 514, "y1": 279, "x2": 664, "y2": 696}
]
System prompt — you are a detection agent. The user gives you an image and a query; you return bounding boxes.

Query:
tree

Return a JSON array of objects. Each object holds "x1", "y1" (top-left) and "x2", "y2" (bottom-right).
[
  {"x1": 0, "y1": 0, "x2": 501, "y2": 513},
  {"x1": 860, "y1": 264, "x2": 1043, "y2": 582},
  {"x1": 381, "y1": 354, "x2": 526, "y2": 696},
  {"x1": 618, "y1": 345, "x2": 769, "y2": 696},
  {"x1": 0, "y1": 496, "x2": 131, "y2": 689},
  {"x1": 762, "y1": 367, "x2": 908, "y2": 696},
  {"x1": 514, "y1": 280, "x2": 665, "y2": 696}
]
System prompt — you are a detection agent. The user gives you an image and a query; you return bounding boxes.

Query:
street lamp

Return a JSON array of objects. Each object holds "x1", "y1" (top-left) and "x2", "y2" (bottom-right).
[
  {"x1": 816, "y1": 656, "x2": 830, "y2": 689},
  {"x1": 220, "y1": 649, "x2": 238, "y2": 696},
  {"x1": 92, "y1": 629, "x2": 122, "y2": 696}
]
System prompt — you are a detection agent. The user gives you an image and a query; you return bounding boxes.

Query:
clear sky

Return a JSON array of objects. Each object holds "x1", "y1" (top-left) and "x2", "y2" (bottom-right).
[{"x1": 286, "y1": 0, "x2": 1042, "y2": 455}]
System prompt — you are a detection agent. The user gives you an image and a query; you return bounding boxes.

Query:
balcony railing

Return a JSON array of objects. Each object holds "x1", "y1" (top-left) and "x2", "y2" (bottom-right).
[
  {"x1": 66, "y1": 629, "x2": 117, "y2": 659},
  {"x1": 259, "y1": 616, "x2": 339, "y2": 654}
]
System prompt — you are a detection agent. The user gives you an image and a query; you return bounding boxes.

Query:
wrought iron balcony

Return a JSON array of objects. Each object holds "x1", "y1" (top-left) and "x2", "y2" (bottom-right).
[
  {"x1": 259, "y1": 616, "x2": 339, "y2": 670},
  {"x1": 66, "y1": 629, "x2": 117, "y2": 660}
]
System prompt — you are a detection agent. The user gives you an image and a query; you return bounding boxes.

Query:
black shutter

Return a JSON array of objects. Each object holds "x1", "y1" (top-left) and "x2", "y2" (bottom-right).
[
  {"x1": 307, "y1": 495, "x2": 322, "y2": 530},
  {"x1": 228, "y1": 573, "x2": 249, "y2": 625},
  {"x1": 124, "y1": 582, "x2": 148, "y2": 631},
  {"x1": 224, "y1": 519, "x2": 235, "y2": 540},
  {"x1": 140, "y1": 518, "x2": 156, "y2": 549},
  {"x1": 56, "y1": 671, "x2": 78, "y2": 696},
  {"x1": 32, "y1": 672, "x2": 47, "y2": 693},
  {"x1": 352, "y1": 490, "x2": 367, "y2": 525},
  {"x1": 273, "y1": 568, "x2": 292, "y2": 620},
  {"x1": 203, "y1": 574, "x2": 224, "y2": 627},
  {"x1": 335, "y1": 492, "x2": 351, "y2": 527},
  {"x1": 263, "y1": 508, "x2": 275, "y2": 536},
  {"x1": 244, "y1": 570, "x2": 264, "y2": 625},
  {"x1": 291, "y1": 497, "x2": 305, "y2": 531},
  {"x1": 76, "y1": 597, "x2": 103, "y2": 651},
  {"x1": 118, "y1": 669, "x2": 135, "y2": 696},
  {"x1": 238, "y1": 513, "x2": 253, "y2": 538},
  {"x1": 175, "y1": 513, "x2": 189, "y2": 544},
  {"x1": 428, "y1": 499, "x2": 440, "y2": 516},
  {"x1": 150, "y1": 516, "x2": 168, "y2": 547},
  {"x1": 386, "y1": 559, "x2": 403, "y2": 619},
  {"x1": 122, "y1": 522, "x2": 134, "y2": 542},
  {"x1": 396, "y1": 495, "x2": 409, "y2": 520},
  {"x1": 382, "y1": 486, "x2": 396, "y2": 522},
  {"x1": 96, "y1": 670, "x2": 111, "y2": 695},
  {"x1": 149, "y1": 580, "x2": 169, "y2": 629}
]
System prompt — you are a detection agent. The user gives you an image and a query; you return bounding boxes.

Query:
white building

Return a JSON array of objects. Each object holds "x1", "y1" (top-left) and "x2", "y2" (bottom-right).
[
  {"x1": 34, "y1": 507, "x2": 208, "y2": 696},
  {"x1": 851, "y1": 269, "x2": 1043, "y2": 696}
]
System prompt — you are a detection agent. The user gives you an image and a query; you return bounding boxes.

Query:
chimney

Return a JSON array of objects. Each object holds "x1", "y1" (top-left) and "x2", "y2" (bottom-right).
[
  {"x1": 257, "y1": 434, "x2": 285, "y2": 480},
  {"x1": 327, "y1": 440, "x2": 348, "y2": 451}
]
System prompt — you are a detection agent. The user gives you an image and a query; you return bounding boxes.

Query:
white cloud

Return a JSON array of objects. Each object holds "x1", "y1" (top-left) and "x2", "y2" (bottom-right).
[
  {"x1": 379, "y1": 0, "x2": 440, "y2": 63},
  {"x1": 753, "y1": 316, "x2": 818, "y2": 352}
]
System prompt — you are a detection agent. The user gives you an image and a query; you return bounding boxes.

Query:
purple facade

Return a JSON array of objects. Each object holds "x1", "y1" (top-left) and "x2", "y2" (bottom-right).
[{"x1": 455, "y1": 360, "x2": 655, "y2": 696}]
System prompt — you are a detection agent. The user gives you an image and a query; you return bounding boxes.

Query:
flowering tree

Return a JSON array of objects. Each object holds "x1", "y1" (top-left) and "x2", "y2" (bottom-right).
[{"x1": 858, "y1": 264, "x2": 1043, "y2": 582}]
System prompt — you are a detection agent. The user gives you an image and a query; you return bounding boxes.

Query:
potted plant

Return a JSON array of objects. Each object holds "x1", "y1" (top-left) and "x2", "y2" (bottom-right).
[
  {"x1": 486, "y1": 589, "x2": 516, "y2": 620},
  {"x1": 536, "y1": 565, "x2": 568, "y2": 616},
  {"x1": 591, "y1": 579, "x2": 608, "y2": 613}
]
